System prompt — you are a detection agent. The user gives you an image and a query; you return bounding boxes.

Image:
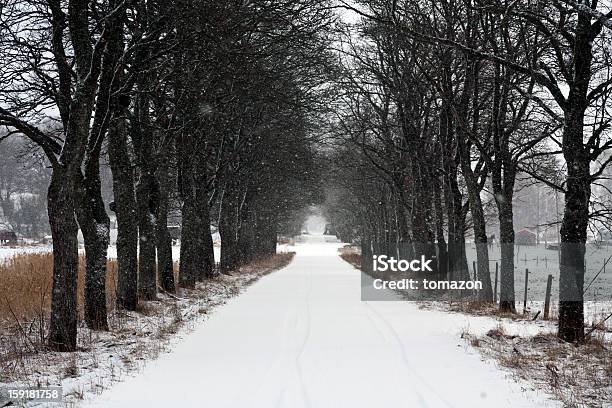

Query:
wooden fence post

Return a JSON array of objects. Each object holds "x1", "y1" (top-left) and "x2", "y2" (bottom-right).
[
  {"x1": 472, "y1": 261, "x2": 478, "y2": 297},
  {"x1": 523, "y1": 268, "x2": 529, "y2": 314},
  {"x1": 543, "y1": 274, "x2": 553, "y2": 320}
]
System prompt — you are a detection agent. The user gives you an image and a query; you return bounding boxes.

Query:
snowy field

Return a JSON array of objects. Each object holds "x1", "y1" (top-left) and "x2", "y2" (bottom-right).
[
  {"x1": 0, "y1": 242, "x2": 220, "y2": 264},
  {"x1": 0, "y1": 245, "x2": 53, "y2": 262},
  {"x1": 465, "y1": 243, "x2": 612, "y2": 303},
  {"x1": 464, "y1": 244, "x2": 612, "y2": 327},
  {"x1": 84, "y1": 234, "x2": 558, "y2": 408},
  {"x1": 0, "y1": 227, "x2": 223, "y2": 264}
]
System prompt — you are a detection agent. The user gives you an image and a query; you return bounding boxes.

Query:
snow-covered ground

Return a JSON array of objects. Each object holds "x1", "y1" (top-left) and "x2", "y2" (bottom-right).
[
  {"x1": 84, "y1": 234, "x2": 558, "y2": 408},
  {"x1": 106, "y1": 244, "x2": 220, "y2": 263},
  {"x1": 465, "y1": 243, "x2": 612, "y2": 304},
  {"x1": 463, "y1": 244, "x2": 612, "y2": 328},
  {"x1": 0, "y1": 245, "x2": 52, "y2": 261},
  {"x1": 0, "y1": 242, "x2": 220, "y2": 263}
]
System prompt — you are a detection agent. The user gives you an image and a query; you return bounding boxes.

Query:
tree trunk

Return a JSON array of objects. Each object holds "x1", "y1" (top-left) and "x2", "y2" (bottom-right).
[
  {"x1": 497, "y1": 201, "x2": 516, "y2": 312},
  {"x1": 489, "y1": 59, "x2": 517, "y2": 312},
  {"x1": 178, "y1": 157, "x2": 214, "y2": 286},
  {"x1": 557, "y1": 14, "x2": 595, "y2": 343},
  {"x1": 44, "y1": 0, "x2": 109, "y2": 350},
  {"x1": 219, "y1": 214, "x2": 240, "y2": 272},
  {"x1": 202, "y1": 205, "x2": 216, "y2": 277},
  {"x1": 132, "y1": 90, "x2": 157, "y2": 301},
  {"x1": 410, "y1": 162, "x2": 437, "y2": 276},
  {"x1": 47, "y1": 169, "x2": 79, "y2": 351},
  {"x1": 395, "y1": 189, "x2": 412, "y2": 245},
  {"x1": 136, "y1": 171, "x2": 157, "y2": 300},
  {"x1": 179, "y1": 196, "x2": 197, "y2": 288},
  {"x1": 108, "y1": 108, "x2": 139, "y2": 310},
  {"x1": 445, "y1": 164, "x2": 469, "y2": 281},
  {"x1": 252, "y1": 210, "x2": 268, "y2": 258},
  {"x1": 456, "y1": 57, "x2": 492, "y2": 301},
  {"x1": 464, "y1": 178, "x2": 493, "y2": 301},
  {"x1": 195, "y1": 188, "x2": 215, "y2": 281},
  {"x1": 558, "y1": 124, "x2": 589, "y2": 342},
  {"x1": 462, "y1": 172, "x2": 493, "y2": 302},
  {"x1": 75, "y1": 160, "x2": 110, "y2": 331},
  {"x1": 446, "y1": 160, "x2": 470, "y2": 284},
  {"x1": 433, "y1": 173, "x2": 448, "y2": 280},
  {"x1": 265, "y1": 220, "x2": 278, "y2": 255},
  {"x1": 156, "y1": 157, "x2": 175, "y2": 293},
  {"x1": 219, "y1": 189, "x2": 240, "y2": 272},
  {"x1": 238, "y1": 202, "x2": 257, "y2": 264}
]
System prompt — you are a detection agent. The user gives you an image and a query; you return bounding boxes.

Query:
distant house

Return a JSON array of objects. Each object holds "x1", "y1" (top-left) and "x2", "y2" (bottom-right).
[
  {"x1": 0, "y1": 229, "x2": 17, "y2": 246},
  {"x1": 516, "y1": 228, "x2": 536, "y2": 246}
]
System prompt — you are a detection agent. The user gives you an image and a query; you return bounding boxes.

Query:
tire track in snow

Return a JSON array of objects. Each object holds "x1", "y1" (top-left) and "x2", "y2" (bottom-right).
[
  {"x1": 363, "y1": 300, "x2": 454, "y2": 408},
  {"x1": 251, "y1": 302, "x2": 293, "y2": 402},
  {"x1": 274, "y1": 388, "x2": 287, "y2": 408},
  {"x1": 361, "y1": 301, "x2": 429, "y2": 407},
  {"x1": 362, "y1": 304, "x2": 393, "y2": 343},
  {"x1": 294, "y1": 263, "x2": 313, "y2": 408}
]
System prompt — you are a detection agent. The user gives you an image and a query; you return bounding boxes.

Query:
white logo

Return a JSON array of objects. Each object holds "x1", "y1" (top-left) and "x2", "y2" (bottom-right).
[{"x1": 372, "y1": 255, "x2": 433, "y2": 272}]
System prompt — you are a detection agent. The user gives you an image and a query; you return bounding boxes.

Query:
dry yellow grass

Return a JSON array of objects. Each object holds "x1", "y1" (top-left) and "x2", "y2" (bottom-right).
[
  {"x1": 0, "y1": 250, "x2": 293, "y2": 363},
  {"x1": 240, "y1": 252, "x2": 295, "y2": 275},
  {"x1": 0, "y1": 251, "x2": 296, "y2": 324},
  {"x1": 338, "y1": 246, "x2": 361, "y2": 269},
  {"x1": 0, "y1": 252, "x2": 294, "y2": 332},
  {"x1": 0, "y1": 253, "x2": 117, "y2": 325},
  {"x1": 462, "y1": 326, "x2": 612, "y2": 407}
]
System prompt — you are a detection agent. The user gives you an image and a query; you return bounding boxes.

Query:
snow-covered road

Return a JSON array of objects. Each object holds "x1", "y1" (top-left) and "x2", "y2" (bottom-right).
[{"x1": 85, "y1": 234, "x2": 557, "y2": 408}]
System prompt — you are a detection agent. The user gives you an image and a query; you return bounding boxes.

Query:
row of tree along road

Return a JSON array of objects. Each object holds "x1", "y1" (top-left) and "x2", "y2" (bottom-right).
[
  {"x1": 325, "y1": 0, "x2": 612, "y2": 343},
  {"x1": 1, "y1": 0, "x2": 611, "y2": 351},
  {"x1": 0, "y1": 0, "x2": 335, "y2": 351}
]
